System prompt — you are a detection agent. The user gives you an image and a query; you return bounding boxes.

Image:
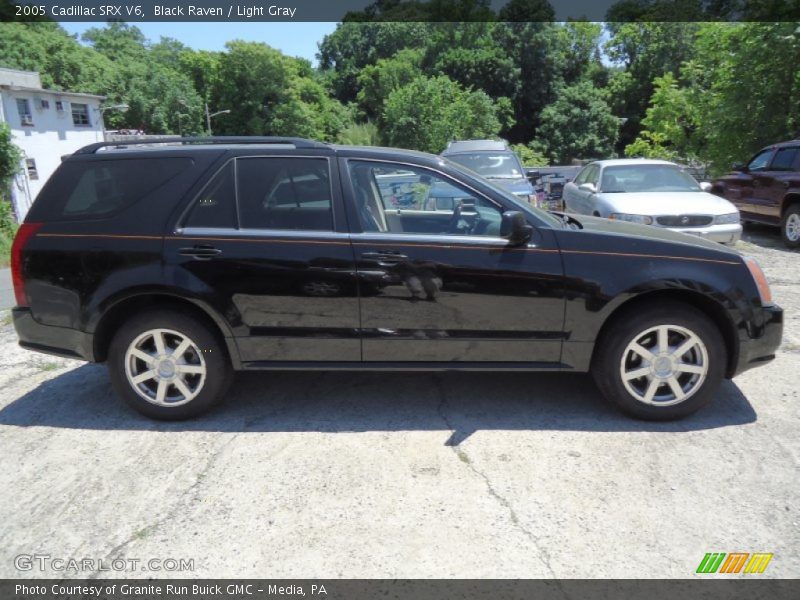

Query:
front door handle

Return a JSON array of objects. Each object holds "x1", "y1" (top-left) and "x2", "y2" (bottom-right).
[
  {"x1": 361, "y1": 251, "x2": 409, "y2": 266},
  {"x1": 178, "y1": 245, "x2": 222, "y2": 260}
]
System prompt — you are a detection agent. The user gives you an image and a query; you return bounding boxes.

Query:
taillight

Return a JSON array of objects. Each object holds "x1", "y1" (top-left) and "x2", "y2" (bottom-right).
[{"x1": 11, "y1": 222, "x2": 43, "y2": 307}]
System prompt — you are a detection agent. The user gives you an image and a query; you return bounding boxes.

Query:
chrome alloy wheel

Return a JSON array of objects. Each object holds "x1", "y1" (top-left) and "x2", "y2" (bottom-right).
[
  {"x1": 124, "y1": 328, "x2": 206, "y2": 407},
  {"x1": 620, "y1": 324, "x2": 709, "y2": 407},
  {"x1": 785, "y1": 213, "x2": 800, "y2": 242}
]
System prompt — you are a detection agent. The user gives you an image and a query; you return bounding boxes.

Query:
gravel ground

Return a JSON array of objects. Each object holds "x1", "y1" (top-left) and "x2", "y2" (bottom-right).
[{"x1": 0, "y1": 223, "x2": 797, "y2": 579}]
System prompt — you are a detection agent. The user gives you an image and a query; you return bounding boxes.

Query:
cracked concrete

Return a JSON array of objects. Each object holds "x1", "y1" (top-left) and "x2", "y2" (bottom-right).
[{"x1": 0, "y1": 224, "x2": 798, "y2": 578}]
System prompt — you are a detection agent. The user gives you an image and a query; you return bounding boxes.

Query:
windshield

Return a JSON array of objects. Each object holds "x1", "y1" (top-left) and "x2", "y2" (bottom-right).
[
  {"x1": 442, "y1": 158, "x2": 563, "y2": 228},
  {"x1": 600, "y1": 165, "x2": 701, "y2": 193},
  {"x1": 447, "y1": 152, "x2": 525, "y2": 180}
]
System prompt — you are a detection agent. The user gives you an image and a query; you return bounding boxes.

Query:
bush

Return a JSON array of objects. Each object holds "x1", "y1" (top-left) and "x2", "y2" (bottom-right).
[{"x1": 0, "y1": 199, "x2": 17, "y2": 268}]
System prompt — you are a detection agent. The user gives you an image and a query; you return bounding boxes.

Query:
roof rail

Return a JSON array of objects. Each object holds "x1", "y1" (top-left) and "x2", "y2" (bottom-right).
[{"x1": 74, "y1": 136, "x2": 329, "y2": 155}]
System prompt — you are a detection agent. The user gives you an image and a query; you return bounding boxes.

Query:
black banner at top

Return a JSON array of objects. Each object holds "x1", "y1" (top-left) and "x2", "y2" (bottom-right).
[{"x1": 2, "y1": 0, "x2": 800, "y2": 22}]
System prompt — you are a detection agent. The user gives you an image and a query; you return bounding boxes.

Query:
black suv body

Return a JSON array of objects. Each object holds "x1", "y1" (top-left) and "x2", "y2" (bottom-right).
[{"x1": 12, "y1": 138, "x2": 782, "y2": 421}]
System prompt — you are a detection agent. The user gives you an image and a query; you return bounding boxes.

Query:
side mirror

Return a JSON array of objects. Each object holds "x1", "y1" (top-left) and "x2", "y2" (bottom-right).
[
  {"x1": 500, "y1": 211, "x2": 533, "y2": 246},
  {"x1": 579, "y1": 182, "x2": 597, "y2": 193},
  {"x1": 699, "y1": 181, "x2": 712, "y2": 192},
  {"x1": 732, "y1": 163, "x2": 748, "y2": 173}
]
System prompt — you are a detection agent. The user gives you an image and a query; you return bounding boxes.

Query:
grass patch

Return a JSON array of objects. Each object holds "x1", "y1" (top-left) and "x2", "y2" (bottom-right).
[
  {"x1": 0, "y1": 312, "x2": 11, "y2": 327},
  {"x1": 39, "y1": 362, "x2": 60, "y2": 372},
  {"x1": 0, "y1": 227, "x2": 13, "y2": 268}
]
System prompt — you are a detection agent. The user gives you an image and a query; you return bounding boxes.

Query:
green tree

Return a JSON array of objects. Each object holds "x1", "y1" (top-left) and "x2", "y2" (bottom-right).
[
  {"x1": 510, "y1": 143, "x2": 549, "y2": 166},
  {"x1": 625, "y1": 72, "x2": 698, "y2": 161},
  {"x1": 0, "y1": 122, "x2": 21, "y2": 197},
  {"x1": 382, "y1": 75, "x2": 509, "y2": 153},
  {"x1": 356, "y1": 48, "x2": 423, "y2": 120},
  {"x1": 604, "y1": 22, "x2": 699, "y2": 152},
  {"x1": 537, "y1": 80, "x2": 619, "y2": 163},
  {"x1": 212, "y1": 41, "x2": 350, "y2": 141}
]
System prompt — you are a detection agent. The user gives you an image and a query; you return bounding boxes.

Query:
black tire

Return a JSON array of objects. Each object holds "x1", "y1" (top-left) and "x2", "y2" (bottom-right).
[
  {"x1": 780, "y1": 204, "x2": 800, "y2": 249},
  {"x1": 108, "y1": 309, "x2": 233, "y2": 420},
  {"x1": 591, "y1": 301, "x2": 727, "y2": 420}
]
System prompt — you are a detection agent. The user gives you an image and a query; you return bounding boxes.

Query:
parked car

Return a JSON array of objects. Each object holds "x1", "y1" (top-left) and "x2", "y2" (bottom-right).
[
  {"x1": 12, "y1": 137, "x2": 781, "y2": 422},
  {"x1": 711, "y1": 140, "x2": 800, "y2": 248},
  {"x1": 441, "y1": 139, "x2": 537, "y2": 204},
  {"x1": 563, "y1": 159, "x2": 742, "y2": 245}
]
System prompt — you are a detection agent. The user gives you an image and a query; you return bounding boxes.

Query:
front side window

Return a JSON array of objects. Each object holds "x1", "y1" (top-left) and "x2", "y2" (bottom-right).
[
  {"x1": 71, "y1": 103, "x2": 90, "y2": 126},
  {"x1": 16, "y1": 98, "x2": 32, "y2": 125},
  {"x1": 237, "y1": 157, "x2": 333, "y2": 231},
  {"x1": 770, "y1": 147, "x2": 799, "y2": 171},
  {"x1": 348, "y1": 161, "x2": 503, "y2": 237},
  {"x1": 747, "y1": 149, "x2": 774, "y2": 172}
]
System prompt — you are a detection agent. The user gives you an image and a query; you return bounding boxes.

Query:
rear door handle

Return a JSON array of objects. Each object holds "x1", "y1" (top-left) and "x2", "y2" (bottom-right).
[{"x1": 178, "y1": 245, "x2": 222, "y2": 260}]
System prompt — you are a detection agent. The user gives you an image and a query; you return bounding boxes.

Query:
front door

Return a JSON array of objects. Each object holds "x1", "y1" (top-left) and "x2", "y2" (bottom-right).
[
  {"x1": 164, "y1": 154, "x2": 360, "y2": 364},
  {"x1": 342, "y1": 158, "x2": 565, "y2": 365}
]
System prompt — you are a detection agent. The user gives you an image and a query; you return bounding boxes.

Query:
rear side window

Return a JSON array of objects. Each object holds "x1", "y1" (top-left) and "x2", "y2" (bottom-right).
[
  {"x1": 184, "y1": 162, "x2": 237, "y2": 229},
  {"x1": 236, "y1": 157, "x2": 332, "y2": 231},
  {"x1": 30, "y1": 158, "x2": 192, "y2": 221},
  {"x1": 771, "y1": 147, "x2": 799, "y2": 171}
]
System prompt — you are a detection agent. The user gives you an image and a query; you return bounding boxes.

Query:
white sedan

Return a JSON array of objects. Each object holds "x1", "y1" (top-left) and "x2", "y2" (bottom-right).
[{"x1": 563, "y1": 159, "x2": 742, "y2": 244}]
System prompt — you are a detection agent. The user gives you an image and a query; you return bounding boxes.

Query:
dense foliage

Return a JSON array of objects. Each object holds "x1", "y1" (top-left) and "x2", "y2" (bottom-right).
[{"x1": 0, "y1": 2, "x2": 798, "y2": 172}]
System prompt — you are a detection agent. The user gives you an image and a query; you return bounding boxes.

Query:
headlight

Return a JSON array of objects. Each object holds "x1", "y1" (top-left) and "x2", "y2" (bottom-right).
[
  {"x1": 714, "y1": 212, "x2": 740, "y2": 225},
  {"x1": 744, "y1": 256, "x2": 773, "y2": 305},
  {"x1": 609, "y1": 213, "x2": 654, "y2": 225}
]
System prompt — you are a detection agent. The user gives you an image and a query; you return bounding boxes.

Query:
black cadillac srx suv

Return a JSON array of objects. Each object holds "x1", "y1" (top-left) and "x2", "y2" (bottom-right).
[{"x1": 12, "y1": 137, "x2": 783, "y2": 421}]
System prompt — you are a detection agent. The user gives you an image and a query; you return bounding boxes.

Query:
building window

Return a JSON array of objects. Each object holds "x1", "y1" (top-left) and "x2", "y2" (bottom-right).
[
  {"x1": 55, "y1": 100, "x2": 65, "y2": 112},
  {"x1": 26, "y1": 159, "x2": 38, "y2": 180},
  {"x1": 38, "y1": 98, "x2": 50, "y2": 110},
  {"x1": 16, "y1": 98, "x2": 33, "y2": 126},
  {"x1": 71, "y1": 103, "x2": 90, "y2": 126}
]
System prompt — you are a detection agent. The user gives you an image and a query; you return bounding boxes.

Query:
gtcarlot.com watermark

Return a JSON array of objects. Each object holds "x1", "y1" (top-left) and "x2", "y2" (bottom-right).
[{"x1": 15, "y1": 553, "x2": 195, "y2": 573}]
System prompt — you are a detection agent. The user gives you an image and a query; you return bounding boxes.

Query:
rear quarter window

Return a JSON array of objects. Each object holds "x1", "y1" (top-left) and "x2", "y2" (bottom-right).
[{"x1": 28, "y1": 157, "x2": 193, "y2": 222}]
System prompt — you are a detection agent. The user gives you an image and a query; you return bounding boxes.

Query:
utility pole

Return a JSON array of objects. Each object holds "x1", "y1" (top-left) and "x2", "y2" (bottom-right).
[{"x1": 205, "y1": 103, "x2": 231, "y2": 135}]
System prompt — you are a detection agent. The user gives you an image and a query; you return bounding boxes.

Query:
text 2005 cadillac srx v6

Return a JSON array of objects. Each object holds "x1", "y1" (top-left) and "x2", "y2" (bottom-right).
[{"x1": 11, "y1": 138, "x2": 783, "y2": 420}]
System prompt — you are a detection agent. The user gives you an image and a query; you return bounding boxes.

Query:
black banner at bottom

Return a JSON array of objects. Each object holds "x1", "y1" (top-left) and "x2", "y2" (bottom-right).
[{"x1": 2, "y1": 579, "x2": 799, "y2": 600}]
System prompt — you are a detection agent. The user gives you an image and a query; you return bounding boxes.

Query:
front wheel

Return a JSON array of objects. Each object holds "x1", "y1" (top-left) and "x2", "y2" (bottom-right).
[
  {"x1": 591, "y1": 302, "x2": 726, "y2": 420},
  {"x1": 781, "y1": 204, "x2": 800, "y2": 249},
  {"x1": 108, "y1": 309, "x2": 233, "y2": 420}
]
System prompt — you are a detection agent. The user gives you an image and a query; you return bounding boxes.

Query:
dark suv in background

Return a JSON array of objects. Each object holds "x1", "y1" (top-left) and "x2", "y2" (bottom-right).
[
  {"x1": 11, "y1": 137, "x2": 781, "y2": 421},
  {"x1": 712, "y1": 139, "x2": 800, "y2": 247}
]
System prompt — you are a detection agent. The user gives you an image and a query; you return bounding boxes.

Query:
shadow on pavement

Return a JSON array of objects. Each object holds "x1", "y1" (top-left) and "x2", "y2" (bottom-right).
[{"x1": 0, "y1": 364, "x2": 757, "y2": 439}]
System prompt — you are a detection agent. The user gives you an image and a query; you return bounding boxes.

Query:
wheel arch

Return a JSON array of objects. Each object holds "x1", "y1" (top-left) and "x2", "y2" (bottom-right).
[
  {"x1": 780, "y1": 192, "x2": 800, "y2": 217},
  {"x1": 92, "y1": 293, "x2": 239, "y2": 367},
  {"x1": 590, "y1": 289, "x2": 739, "y2": 378}
]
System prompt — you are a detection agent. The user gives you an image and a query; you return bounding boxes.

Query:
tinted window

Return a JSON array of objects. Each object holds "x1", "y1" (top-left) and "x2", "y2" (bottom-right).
[
  {"x1": 30, "y1": 158, "x2": 192, "y2": 221},
  {"x1": 237, "y1": 158, "x2": 333, "y2": 231},
  {"x1": 748, "y1": 149, "x2": 774, "y2": 172},
  {"x1": 771, "y1": 147, "x2": 799, "y2": 171},
  {"x1": 348, "y1": 161, "x2": 503, "y2": 236},
  {"x1": 184, "y1": 162, "x2": 237, "y2": 228}
]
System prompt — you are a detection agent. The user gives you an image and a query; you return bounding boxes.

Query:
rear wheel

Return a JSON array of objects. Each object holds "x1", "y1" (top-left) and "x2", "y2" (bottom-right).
[
  {"x1": 591, "y1": 302, "x2": 726, "y2": 420},
  {"x1": 781, "y1": 204, "x2": 800, "y2": 248},
  {"x1": 108, "y1": 309, "x2": 232, "y2": 420}
]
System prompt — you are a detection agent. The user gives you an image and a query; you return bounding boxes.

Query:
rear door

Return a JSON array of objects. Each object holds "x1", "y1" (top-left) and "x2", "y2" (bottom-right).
[{"x1": 164, "y1": 153, "x2": 361, "y2": 365}]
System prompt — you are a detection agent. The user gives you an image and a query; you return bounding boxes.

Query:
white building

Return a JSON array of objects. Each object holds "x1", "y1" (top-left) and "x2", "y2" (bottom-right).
[{"x1": 0, "y1": 68, "x2": 105, "y2": 220}]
